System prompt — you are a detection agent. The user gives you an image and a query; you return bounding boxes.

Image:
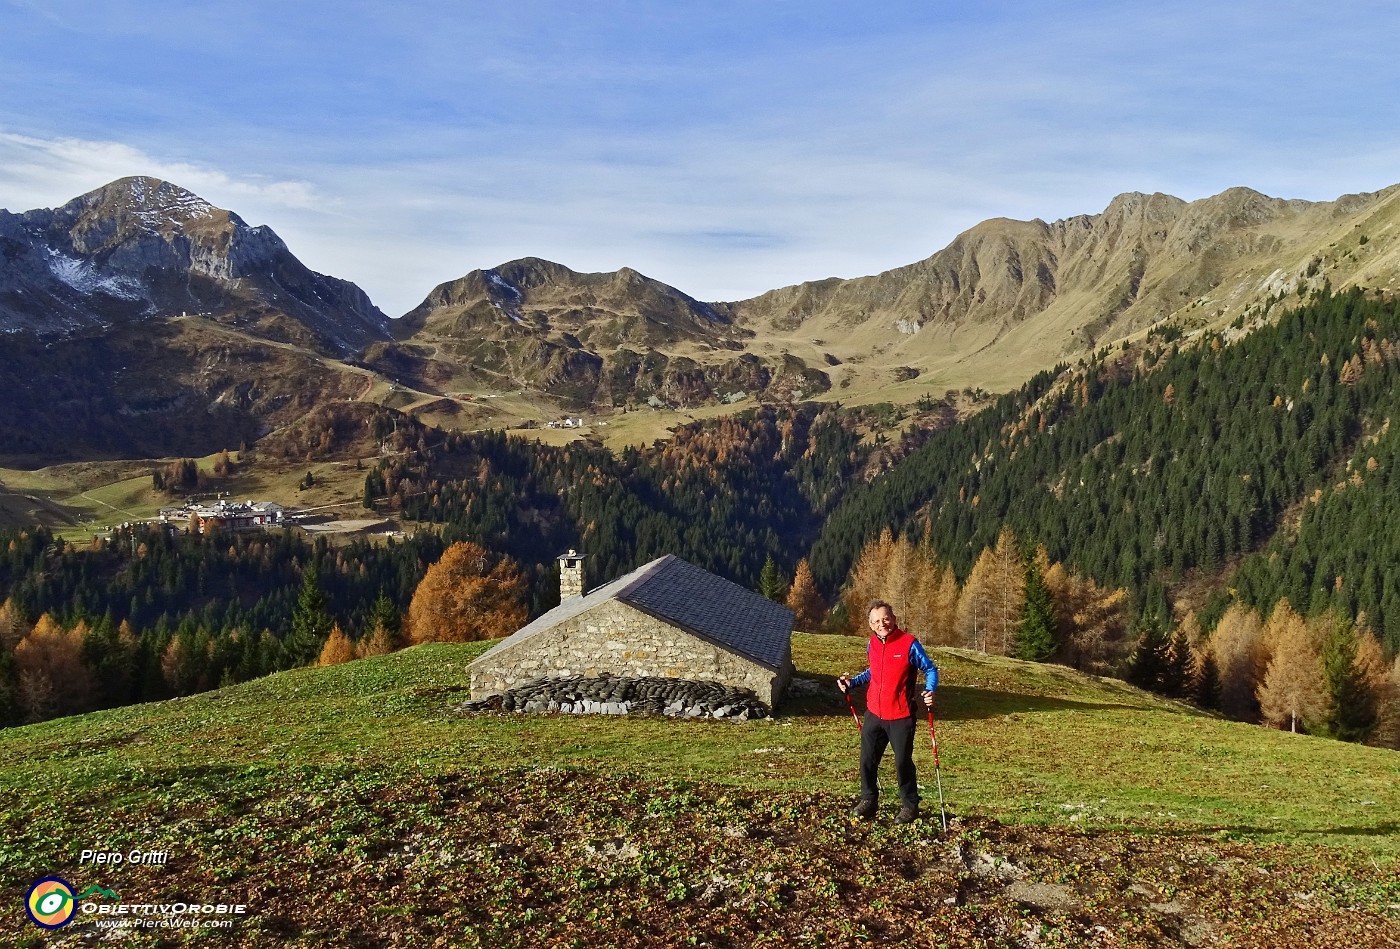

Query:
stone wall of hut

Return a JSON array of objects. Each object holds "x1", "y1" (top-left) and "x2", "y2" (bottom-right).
[{"x1": 468, "y1": 599, "x2": 787, "y2": 707}]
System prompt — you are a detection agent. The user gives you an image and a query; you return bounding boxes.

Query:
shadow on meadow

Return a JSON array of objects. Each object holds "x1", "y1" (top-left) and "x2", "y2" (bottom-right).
[
  {"x1": 783, "y1": 674, "x2": 1146, "y2": 721},
  {"x1": 1127, "y1": 820, "x2": 1400, "y2": 842}
]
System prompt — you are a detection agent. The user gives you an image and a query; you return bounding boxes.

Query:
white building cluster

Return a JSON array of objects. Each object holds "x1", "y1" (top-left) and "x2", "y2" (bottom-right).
[{"x1": 158, "y1": 499, "x2": 285, "y2": 533}]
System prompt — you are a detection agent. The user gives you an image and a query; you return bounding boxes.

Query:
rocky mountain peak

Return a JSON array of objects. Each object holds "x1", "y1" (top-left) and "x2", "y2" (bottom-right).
[
  {"x1": 82, "y1": 176, "x2": 221, "y2": 223},
  {"x1": 0, "y1": 177, "x2": 388, "y2": 352}
]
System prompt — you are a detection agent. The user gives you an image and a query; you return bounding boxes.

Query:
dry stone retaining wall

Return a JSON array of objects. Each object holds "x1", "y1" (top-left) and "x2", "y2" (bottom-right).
[{"x1": 458, "y1": 674, "x2": 771, "y2": 721}]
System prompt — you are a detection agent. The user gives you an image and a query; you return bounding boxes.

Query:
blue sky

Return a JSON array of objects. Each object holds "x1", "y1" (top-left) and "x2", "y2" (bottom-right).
[{"x1": 3, "y1": 1, "x2": 1399, "y2": 316}]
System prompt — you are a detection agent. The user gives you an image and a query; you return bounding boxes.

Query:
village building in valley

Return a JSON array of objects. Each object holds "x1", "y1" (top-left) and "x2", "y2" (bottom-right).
[
  {"x1": 469, "y1": 551, "x2": 794, "y2": 709},
  {"x1": 158, "y1": 499, "x2": 285, "y2": 533}
]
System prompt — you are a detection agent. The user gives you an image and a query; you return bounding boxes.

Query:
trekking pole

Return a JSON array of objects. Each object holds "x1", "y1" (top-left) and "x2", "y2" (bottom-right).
[
  {"x1": 926, "y1": 701, "x2": 948, "y2": 832},
  {"x1": 841, "y1": 685, "x2": 862, "y2": 732}
]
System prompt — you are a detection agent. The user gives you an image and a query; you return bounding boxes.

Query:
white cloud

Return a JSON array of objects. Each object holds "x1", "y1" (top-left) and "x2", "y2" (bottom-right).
[{"x1": 0, "y1": 131, "x2": 323, "y2": 216}]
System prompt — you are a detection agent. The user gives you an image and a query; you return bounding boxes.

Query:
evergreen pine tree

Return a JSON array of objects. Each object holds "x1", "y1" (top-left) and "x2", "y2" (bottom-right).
[
  {"x1": 1193, "y1": 648, "x2": 1221, "y2": 709},
  {"x1": 0, "y1": 648, "x2": 16, "y2": 727},
  {"x1": 257, "y1": 629, "x2": 285, "y2": 676},
  {"x1": 365, "y1": 592, "x2": 402, "y2": 642},
  {"x1": 1128, "y1": 619, "x2": 1169, "y2": 692},
  {"x1": 759, "y1": 554, "x2": 787, "y2": 603},
  {"x1": 285, "y1": 563, "x2": 334, "y2": 667},
  {"x1": 1161, "y1": 624, "x2": 1194, "y2": 698},
  {"x1": 1320, "y1": 616, "x2": 1379, "y2": 743},
  {"x1": 1015, "y1": 553, "x2": 1056, "y2": 661}
]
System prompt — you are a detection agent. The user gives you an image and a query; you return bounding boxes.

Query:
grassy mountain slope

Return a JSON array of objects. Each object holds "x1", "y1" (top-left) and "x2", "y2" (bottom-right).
[
  {"x1": 375, "y1": 257, "x2": 829, "y2": 411},
  {"x1": 2, "y1": 636, "x2": 1396, "y2": 946},
  {"x1": 807, "y1": 290, "x2": 1400, "y2": 648},
  {"x1": 0, "y1": 317, "x2": 375, "y2": 467},
  {"x1": 729, "y1": 185, "x2": 1400, "y2": 401}
]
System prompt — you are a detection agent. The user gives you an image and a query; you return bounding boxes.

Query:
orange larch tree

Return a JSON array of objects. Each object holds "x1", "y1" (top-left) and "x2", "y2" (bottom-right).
[
  {"x1": 784, "y1": 559, "x2": 827, "y2": 633},
  {"x1": 408, "y1": 541, "x2": 529, "y2": 644},
  {"x1": 318, "y1": 624, "x2": 356, "y2": 666}
]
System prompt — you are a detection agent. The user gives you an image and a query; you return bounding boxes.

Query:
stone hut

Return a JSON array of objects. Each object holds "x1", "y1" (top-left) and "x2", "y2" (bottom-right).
[{"x1": 468, "y1": 553, "x2": 794, "y2": 708}]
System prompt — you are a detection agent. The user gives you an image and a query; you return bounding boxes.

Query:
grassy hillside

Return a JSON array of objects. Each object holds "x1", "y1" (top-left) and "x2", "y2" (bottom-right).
[
  {"x1": 2, "y1": 636, "x2": 1397, "y2": 947},
  {"x1": 0, "y1": 450, "x2": 395, "y2": 540}
]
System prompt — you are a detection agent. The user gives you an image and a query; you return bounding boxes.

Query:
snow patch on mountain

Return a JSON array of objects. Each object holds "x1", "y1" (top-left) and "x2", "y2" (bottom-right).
[
  {"x1": 47, "y1": 249, "x2": 145, "y2": 300},
  {"x1": 484, "y1": 269, "x2": 523, "y2": 300},
  {"x1": 126, "y1": 177, "x2": 218, "y2": 229}
]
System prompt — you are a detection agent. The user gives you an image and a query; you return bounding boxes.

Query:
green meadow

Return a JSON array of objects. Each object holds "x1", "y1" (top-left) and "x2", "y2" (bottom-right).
[{"x1": 2, "y1": 636, "x2": 1397, "y2": 947}]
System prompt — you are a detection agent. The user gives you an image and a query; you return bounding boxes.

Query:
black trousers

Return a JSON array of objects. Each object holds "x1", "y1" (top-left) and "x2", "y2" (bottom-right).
[{"x1": 859, "y1": 712, "x2": 919, "y2": 808}]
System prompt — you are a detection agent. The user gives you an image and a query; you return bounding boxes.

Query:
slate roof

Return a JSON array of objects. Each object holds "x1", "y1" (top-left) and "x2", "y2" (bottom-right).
[{"x1": 470, "y1": 554, "x2": 793, "y2": 670}]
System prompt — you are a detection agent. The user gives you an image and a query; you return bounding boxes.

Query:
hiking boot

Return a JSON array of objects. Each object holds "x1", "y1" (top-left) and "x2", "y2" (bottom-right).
[
  {"x1": 894, "y1": 805, "x2": 919, "y2": 825},
  {"x1": 851, "y1": 799, "x2": 877, "y2": 820}
]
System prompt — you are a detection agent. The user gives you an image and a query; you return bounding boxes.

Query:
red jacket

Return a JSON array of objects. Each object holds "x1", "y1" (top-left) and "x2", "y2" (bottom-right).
[{"x1": 851, "y1": 627, "x2": 939, "y2": 720}]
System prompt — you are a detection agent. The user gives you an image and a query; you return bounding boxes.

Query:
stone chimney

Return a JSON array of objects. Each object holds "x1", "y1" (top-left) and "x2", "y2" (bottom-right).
[{"x1": 558, "y1": 549, "x2": 587, "y2": 600}]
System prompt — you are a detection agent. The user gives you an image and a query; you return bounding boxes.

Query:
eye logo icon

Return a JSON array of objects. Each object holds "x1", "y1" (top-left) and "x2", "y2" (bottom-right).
[{"x1": 26, "y1": 877, "x2": 77, "y2": 929}]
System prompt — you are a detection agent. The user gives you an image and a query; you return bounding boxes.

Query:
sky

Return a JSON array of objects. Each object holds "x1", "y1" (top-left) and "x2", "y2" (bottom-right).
[{"x1": 3, "y1": 1, "x2": 1400, "y2": 317}]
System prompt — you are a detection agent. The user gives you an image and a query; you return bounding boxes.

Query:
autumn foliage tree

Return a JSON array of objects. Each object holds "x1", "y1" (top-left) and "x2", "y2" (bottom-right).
[
  {"x1": 844, "y1": 529, "x2": 897, "y2": 634},
  {"x1": 1053, "y1": 572, "x2": 1130, "y2": 675},
  {"x1": 161, "y1": 631, "x2": 212, "y2": 696},
  {"x1": 926, "y1": 563, "x2": 960, "y2": 646},
  {"x1": 842, "y1": 529, "x2": 952, "y2": 640},
  {"x1": 318, "y1": 624, "x2": 355, "y2": 666},
  {"x1": 1256, "y1": 606, "x2": 1325, "y2": 733},
  {"x1": 1351, "y1": 630, "x2": 1391, "y2": 746},
  {"x1": 784, "y1": 559, "x2": 827, "y2": 632},
  {"x1": 986, "y1": 527, "x2": 1026, "y2": 656},
  {"x1": 1376, "y1": 655, "x2": 1400, "y2": 749},
  {"x1": 0, "y1": 598, "x2": 24, "y2": 651},
  {"x1": 956, "y1": 547, "x2": 996, "y2": 652},
  {"x1": 13, "y1": 614, "x2": 96, "y2": 723},
  {"x1": 1212, "y1": 604, "x2": 1267, "y2": 721},
  {"x1": 408, "y1": 541, "x2": 528, "y2": 644}
]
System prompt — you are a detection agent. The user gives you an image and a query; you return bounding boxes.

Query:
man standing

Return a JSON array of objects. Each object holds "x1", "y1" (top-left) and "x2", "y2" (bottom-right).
[{"x1": 838, "y1": 600, "x2": 939, "y2": 824}]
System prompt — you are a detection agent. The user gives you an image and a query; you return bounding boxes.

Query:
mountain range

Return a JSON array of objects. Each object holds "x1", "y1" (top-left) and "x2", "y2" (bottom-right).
[{"x1": 4, "y1": 175, "x2": 1400, "y2": 463}]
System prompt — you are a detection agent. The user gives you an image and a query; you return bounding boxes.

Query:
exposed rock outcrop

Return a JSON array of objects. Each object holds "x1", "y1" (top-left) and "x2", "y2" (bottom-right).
[{"x1": 0, "y1": 176, "x2": 390, "y2": 354}]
